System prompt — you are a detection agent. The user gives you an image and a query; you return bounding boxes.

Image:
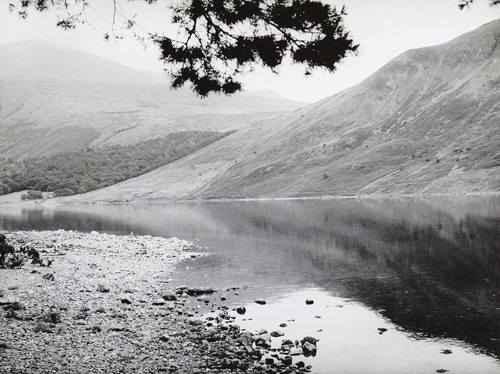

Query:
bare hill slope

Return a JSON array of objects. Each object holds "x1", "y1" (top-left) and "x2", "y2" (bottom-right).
[
  {"x1": 65, "y1": 19, "x2": 500, "y2": 202},
  {"x1": 0, "y1": 40, "x2": 304, "y2": 160},
  {"x1": 202, "y1": 19, "x2": 500, "y2": 197}
]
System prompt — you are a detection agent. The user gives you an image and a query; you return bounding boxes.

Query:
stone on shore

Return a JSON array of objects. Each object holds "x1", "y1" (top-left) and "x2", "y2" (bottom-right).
[
  {"x1": 271, "y1": 330, "x2": 285, "y2": 337},
  {"x1": 0, "y1": 296, "x2": 20, "y2": 305},
  {"x1": 97, "y1": 284, "x2": 110, "y2": 293},
  {"x1": 42, "y1": 273, "x2": 55, "y2": 281},
  {"x1": 281, "y1": 356, "x2": 293, "y2": 366},
  {"x1": 236, "y1": 306, "x2": 246, "y2": 315},
  {"x1": 162, "y1": 290, "x2": 177, "y2": 301},
  {"x1": 302, "y1": 341, "x2": 317, "y2": 356},
  {"x1": 34, "y1": 321, "x2": 53, "y2": 333},
  {"x1": 186, "y1": 287, "x2": 215, "y2": 296}
]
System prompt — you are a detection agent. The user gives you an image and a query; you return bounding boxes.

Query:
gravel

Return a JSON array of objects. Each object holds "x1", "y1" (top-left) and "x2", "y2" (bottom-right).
[{"x1": 0, "y1": 230, "x2": 316, "y2": 374}]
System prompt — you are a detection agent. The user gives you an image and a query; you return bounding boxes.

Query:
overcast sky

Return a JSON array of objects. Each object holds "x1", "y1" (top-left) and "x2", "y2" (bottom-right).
[{"x1": 1, "y1": 0, "x2": 499, "y2": 102}]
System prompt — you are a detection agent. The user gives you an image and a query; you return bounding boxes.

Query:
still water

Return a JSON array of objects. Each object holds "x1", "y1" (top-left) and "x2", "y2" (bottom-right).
[{"x1": 1, "y1": 196, "x2": 499, "y2": 373}]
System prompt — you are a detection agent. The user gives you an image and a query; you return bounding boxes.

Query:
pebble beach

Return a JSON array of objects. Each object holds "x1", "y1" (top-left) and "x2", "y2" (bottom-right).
[{"x1": 0, "y1": 230, "x2": 317, "y2": 374}]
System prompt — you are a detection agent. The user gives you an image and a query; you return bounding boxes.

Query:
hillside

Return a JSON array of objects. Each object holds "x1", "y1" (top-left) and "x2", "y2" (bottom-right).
[
  {"x1": 61, "y1": 19, "x2": 500, "y2": 203},
  {"x1": 0, "y1": 131, "x2": 230, "y2": 196},
  {"x1": 0, "y1": 40, "x2": 305, "y2": 160}
]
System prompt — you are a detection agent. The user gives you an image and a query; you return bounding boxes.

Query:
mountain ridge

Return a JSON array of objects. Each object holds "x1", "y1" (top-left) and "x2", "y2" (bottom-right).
[{"x1": 0, "y1": 40, "x2": 305, "y2": 160}]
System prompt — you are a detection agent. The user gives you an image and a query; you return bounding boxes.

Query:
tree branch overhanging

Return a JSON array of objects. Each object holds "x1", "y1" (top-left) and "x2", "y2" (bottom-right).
[{"x1": 153, "y1": 0, "x2": 358, "y2": 96}]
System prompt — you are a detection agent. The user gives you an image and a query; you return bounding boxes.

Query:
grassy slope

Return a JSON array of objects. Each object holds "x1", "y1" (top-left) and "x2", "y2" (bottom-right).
[{"x1": 60, "y1": 20, "x2": 500, "y2": 203}]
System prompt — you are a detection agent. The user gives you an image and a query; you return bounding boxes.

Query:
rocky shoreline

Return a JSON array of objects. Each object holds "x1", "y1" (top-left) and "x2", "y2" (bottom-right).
[{"x1": 0, "y1": 230, "x2": 317, "y2": 373}]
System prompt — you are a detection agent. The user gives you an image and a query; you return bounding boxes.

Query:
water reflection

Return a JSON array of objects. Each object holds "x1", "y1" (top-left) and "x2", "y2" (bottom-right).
[
  {"x1": 0, "y1": 196, "x2": 499, "y2": 363},
  {"x1": 229, "y1": 289, "x2": 497, "y2": 374}
]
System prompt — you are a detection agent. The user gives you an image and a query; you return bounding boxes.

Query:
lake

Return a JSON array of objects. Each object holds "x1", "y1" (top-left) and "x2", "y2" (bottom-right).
[{"x1": 1, "y1": 195, "x2": 499, "y2": 373}]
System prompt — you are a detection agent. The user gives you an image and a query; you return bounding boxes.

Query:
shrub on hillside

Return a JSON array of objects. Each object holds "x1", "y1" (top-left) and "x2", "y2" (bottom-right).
[
  {"x1": 0, "y1": 234, "x2": 15, "y2": 268},
  {"x1": 0, "y1": 234, "x2": 25, "y2": 269},
  {"x1": 0, "y1": 183, "x2": 9, "y2": 195},
  {"x1": 53, "y1": 188, "x2": 76, "y2": 197},
  {"x1": 20, "y1": 190, "x2": 44, "y2": 201},
  {"x1": 0, "y1": 234, "x2": 48, "y2": 269}
]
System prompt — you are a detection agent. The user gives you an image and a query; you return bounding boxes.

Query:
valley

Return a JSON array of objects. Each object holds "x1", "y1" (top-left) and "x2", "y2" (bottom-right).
[{"x1": 1, "y1": 21, "x2": 500, "y2": 203}]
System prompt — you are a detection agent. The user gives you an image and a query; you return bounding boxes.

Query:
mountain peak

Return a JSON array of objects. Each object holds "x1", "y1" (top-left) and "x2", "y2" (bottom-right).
[
  {"x1": 0, "y1": 40, "x2": 305, "y2": 160},
  {"x1": 0, "y1": 39, "x2": 167, "y2": 85}
]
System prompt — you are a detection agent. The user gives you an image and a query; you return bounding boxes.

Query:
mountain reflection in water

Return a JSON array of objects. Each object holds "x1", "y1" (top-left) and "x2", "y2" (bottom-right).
[{"x1": 0, "y1": 196, "x2": 498, "y2": 361}]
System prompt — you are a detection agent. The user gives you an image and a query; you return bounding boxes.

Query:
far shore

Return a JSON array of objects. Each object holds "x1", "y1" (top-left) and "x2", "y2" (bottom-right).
[{"x1": 1, "y1": 190, "x2": 499, "y2": 207}]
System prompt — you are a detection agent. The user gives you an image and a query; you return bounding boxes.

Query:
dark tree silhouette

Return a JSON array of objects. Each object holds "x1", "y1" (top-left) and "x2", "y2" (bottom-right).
[
  {"x1": 8, "y1": 0, "x2": 358, "y2": 96},
  {"x1": 459, "y1": 0, "x2": 500, "y2": 10},
  {"x1": 153, "y1": 1, "x2": 358, "y2": 96},
  {"x1": 9, "y1": 1, "x2": 496, "y2": 96}
]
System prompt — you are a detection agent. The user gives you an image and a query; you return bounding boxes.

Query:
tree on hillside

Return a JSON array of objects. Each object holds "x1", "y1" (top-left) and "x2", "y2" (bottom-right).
[{"x1": 8, "y1": 0, "x2": 358, "y2": 96}]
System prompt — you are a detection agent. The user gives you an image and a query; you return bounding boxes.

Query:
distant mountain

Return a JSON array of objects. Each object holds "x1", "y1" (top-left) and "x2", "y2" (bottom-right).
[
  {"x1": 0, "y1": 40, "x2": 305, "y2": 160},
  {"x1": 65, "y1": 19, "x2": 500, "y2": 202}
]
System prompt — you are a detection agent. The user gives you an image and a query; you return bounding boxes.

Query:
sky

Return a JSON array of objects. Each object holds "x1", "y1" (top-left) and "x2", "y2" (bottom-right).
[{"x1": 1, "y1": 0, "x2": 499, "y2": 103}]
